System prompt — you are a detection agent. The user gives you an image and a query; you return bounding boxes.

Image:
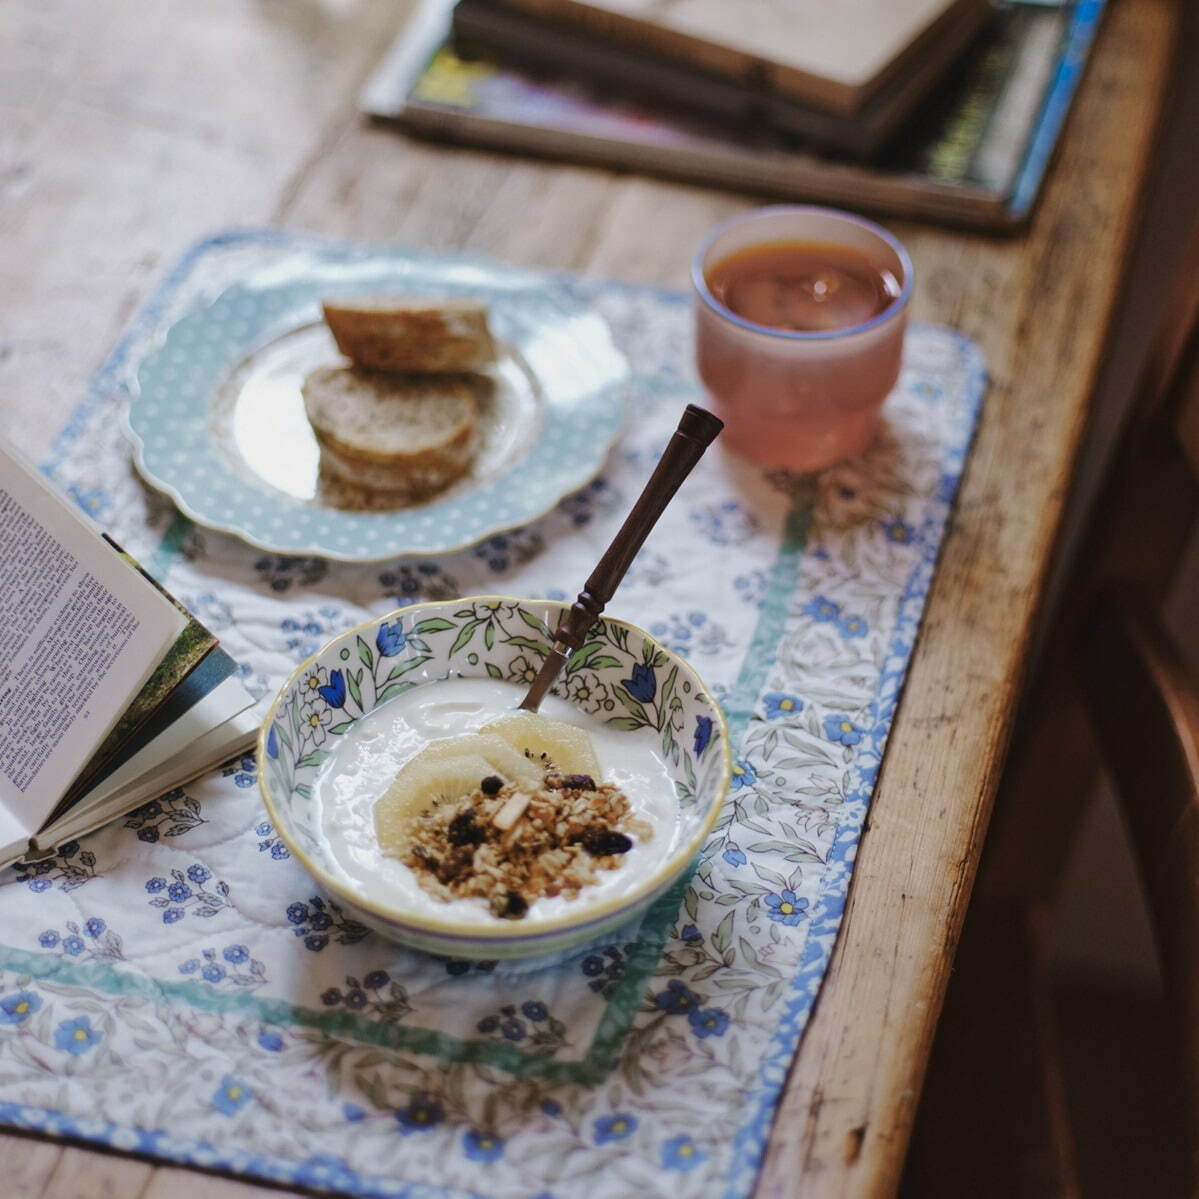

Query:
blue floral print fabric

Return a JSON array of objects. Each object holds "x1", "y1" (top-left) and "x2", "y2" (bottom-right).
[{"x1": 0, "y1": 232, "x2": 985, "y2": 1199}]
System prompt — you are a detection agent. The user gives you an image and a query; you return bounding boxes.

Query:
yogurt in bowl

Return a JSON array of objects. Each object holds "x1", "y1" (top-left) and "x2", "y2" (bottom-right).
[{"x1": 257, "y1": 596, "x2": 730, "y2": 959}]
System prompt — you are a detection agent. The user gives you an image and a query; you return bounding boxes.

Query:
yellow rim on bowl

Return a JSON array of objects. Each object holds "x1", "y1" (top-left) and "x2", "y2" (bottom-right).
[{"x1": 256, "y1": 596, "x2": 732, "y2": 943}]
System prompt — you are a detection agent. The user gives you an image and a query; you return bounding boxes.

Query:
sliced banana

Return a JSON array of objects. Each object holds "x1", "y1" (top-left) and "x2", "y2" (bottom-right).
[
  {"x1": 374, "y1": 752, "x2": 495, "y2": 855},
  {"x1": 481, "y1": 712, "x2": 602, "y2": 779}
]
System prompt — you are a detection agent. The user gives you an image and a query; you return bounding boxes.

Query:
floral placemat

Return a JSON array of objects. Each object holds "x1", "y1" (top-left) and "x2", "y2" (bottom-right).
[{"x1": 0, "y1": 231, "x2": 985, "y2": 1198}]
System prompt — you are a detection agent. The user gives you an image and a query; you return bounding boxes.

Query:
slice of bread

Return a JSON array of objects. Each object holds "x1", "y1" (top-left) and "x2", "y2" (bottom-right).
[
  {"x1": 301, "y1": 366, "x2": 480, "y2": 501},
  {"x1": 322, "y1": 296, "x2": 495, "y2": 373}
]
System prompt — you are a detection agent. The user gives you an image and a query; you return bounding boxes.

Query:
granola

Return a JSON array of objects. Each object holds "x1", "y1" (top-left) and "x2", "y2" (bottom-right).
[{"x1": 401, "y1": 768, "x2": 653, "y2": 919}]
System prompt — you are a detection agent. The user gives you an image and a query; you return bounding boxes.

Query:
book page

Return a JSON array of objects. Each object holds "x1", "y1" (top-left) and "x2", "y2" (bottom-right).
[{"x1": 0, "y1": 445, "x2": 186, "y2": 841}]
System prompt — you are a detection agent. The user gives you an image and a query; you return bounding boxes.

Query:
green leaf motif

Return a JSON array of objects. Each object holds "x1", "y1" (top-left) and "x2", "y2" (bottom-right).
[
  {"x1": 504, "y1": 635, "x2": 549, "y2": 655},
  {"x1": 450, "y1": 619, "x2": 483, "y2": 655},
  {"x1": 711, "y1": 911, "x2": 735, "y2": 954},
  {"x1": 296, "y1": 750, "x2": 329, "y2": 770},
  {"x1": 589, "y1": 654, "x2": 623, "y2": 671},
  {"x1": 518, "y1": 608, "x2": 552, "y2": 638},
  {"x1": 412, "y1": 617, "x2": 455, "y2": 634},
  {"x1": 382, "y1": 656, "x2": 432, "y2": 685},
  {"x1": 485, "y1": 662, "x2": 503, "y2": 680},
  {"x1": 328, "y1": 721, "x2": 354, "y2": 736},
  {"x1": 356, "y1": 636, "x2": 374, "y2": 671},
  {"x1": 484, "y1": 621, "x2": 495, "y2": 651},
  {"x1": 346, "y1": 669, "x2": 362, "y2": 711},
  {"x1": 604, "y1": 715, "x2": 645, "y2": 732}
]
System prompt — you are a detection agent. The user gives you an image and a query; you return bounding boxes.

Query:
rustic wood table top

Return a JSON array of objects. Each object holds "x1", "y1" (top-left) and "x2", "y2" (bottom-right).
[{"x1": 0, "y1": 0, "x2": 1179, "y2": 1195}]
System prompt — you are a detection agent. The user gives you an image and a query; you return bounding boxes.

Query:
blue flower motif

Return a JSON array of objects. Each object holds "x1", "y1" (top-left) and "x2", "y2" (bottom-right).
[
  {"x1": 266, "y1": 724, "x2": 280, "y2": 759},
  {"x1": 201, "y1": 963, "x2": 225, "y2": 984},
  {"x1": 179, "y1": 959, "x2": 199, "y2": 974},
  {"x1": 463, "y1": 1130, "x2": 505, "y2": 1163},
  {"x1": 688, "y1": 1006, "x2": 730, "y2": 1038},
  {"x1": 804, "y1": 595, "x2": 841, "y2": 622},
  {"x1": 662, "y1": 1134, "x2": 706, "y2": 1171},
  {"x1": 308, "y1": 911, "x2": 332, "y2": 931},
  {"x1": 59, "y1": 841, "x2": 79, "y2": 858},
  {"x1": 693, "y1": 715, "x2": 713, "y2": 756},
  {"x1": 343, "y1": 1104, "x2": 366, "y2": 1122},
  {"x1": 38, "y1": 931, "x2": 58, "y2": 948},
  {"x1": 730, "y1": 759, "x2": 757, "y2": 788},
  {"x1": 27, "y1": 878, "x2": 51, "y2": 893},
  {"x1": 540, "y1": 1099, "x2": 562, "y2": 1117},
  {"x1": 376, "y1": 620, "x2": 408, "y2": 658},
  {"x1": 62, "y1": 936, "x2": 85, "y2": 956},
  {"x1": 54, "y1": 1016, "x2": 101, "y2": 1055},
  {"x1": 303, "y1": 934, "x2": 328, "y2": 951},
  {"x1": 286, "y1": 902, "x2": 310, "y2": 925},
  {"x1": 145, "y1": 877, "x2": 167, "y2": 894},
  {"x1": 763, "y1": 692, "x2": 803, "y2": 720},
  {"x1": 824, "y1": 715, "x2": 864, "y2": 747},
  {"x1": 270, "y1": 842, "x2": 289, "y2": 860},
  {"x1": 223, "y1": 944, "x2": 249, "y2": 964},
  {"x1": 213, "y1": 1074, "x2": 252, "y2": 1116},
  {"x1": 883, "y1": 517, "x2": 915, "y2": 544},
  {"x1": 595, "y1": 1113, "x2": 637, "y2": 1144},
  {"x1": 477, "y1": 1015, "x2": 500, "y2": 1034},
  {"x1": 317, "y1": 669, "x2": 347, "y2": 709},
  {"x1": 85, "y1": 918, "x2": 106, "y2": 938},
  {"x1": 396, "y1": 1094, "x2": 444, "y2": 1133},
  {"x1": 837, "y1": 614, "x2": 868, "y2": 639},
  {"x1": 138, "y1": 827, "x2": 159, "y2": 844},
  {"x1": 622, "y1": 662, "x2": 657, "y2": 704},
  {"x1": 364, "y1": 970, "x2": 389, "y2": 990},
  {"x1": 680, "y1": 924, "x2": 702, "y2": 942},
  {"x1": 521, "y1": 1001, "x2": 548, "y2": 1022},
  {"x1": 167, "y1": 882, "x2": 191, "y2": 903},
  {"x1": 257, "y1": 1030, "x2": 284, "y2": 1052},
  {"x1": 722, "y1": 847, "x2": 747, "y2": 867},
  {"x1": 653, "y1": 980, "x2": 700, "y2": 1015},
  {"x1": 765, "y1": 890, "x2": 808, "y2": 926},
  {"x1": 163, "y1": 909, "x2": 184, "y2": 925},
  {"x1": 501, "y1": 1017, "x2": 526, "y2": 1042},
  {"x1": 0, "y1": 991, "x2": 41, "y2": 1024},
  {"x1": 581, "y1": 955, "x2": 605, "y2": 977},
  {"x1": 187, "y1": 865, "x2": 211, "y2": 885}
]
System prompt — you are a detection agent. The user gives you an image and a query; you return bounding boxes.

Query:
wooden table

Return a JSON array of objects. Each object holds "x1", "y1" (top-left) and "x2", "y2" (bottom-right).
[{"x1": 0, "y1": 1, "x2": 1178, "y2": 1194}]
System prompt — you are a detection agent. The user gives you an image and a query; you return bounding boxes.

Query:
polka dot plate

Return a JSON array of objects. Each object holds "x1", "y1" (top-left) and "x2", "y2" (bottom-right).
[{"x1": 126, "y1": 249, "x2": 629, "y2": 561}]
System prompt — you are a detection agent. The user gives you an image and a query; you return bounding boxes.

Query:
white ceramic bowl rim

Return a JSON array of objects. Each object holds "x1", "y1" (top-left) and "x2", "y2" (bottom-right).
[
  {"x1": 256, "y1": 596, "x2": 732, "y2": 943},
  {"x1": 691, "y1": 204, "x2": 915, "y2": 343}
]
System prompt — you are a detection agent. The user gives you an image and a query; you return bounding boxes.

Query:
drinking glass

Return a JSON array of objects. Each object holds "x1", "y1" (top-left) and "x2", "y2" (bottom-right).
[{"x1": 692, "y1": 206, "x2": 914, "y2": 472}]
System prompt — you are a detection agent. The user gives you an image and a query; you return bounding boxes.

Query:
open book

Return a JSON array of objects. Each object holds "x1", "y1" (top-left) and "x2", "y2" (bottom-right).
[{"x1": 0, "y1": 443, "x2": 259, "y2": 868}]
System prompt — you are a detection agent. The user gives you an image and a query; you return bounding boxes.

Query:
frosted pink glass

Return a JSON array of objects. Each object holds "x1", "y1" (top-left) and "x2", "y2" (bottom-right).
[{"x1": 693, "y1": 207, "x2": 913, "y2": 472}]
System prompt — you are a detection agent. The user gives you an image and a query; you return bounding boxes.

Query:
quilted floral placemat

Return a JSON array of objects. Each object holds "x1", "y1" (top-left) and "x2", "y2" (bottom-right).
[{"x1": 0, "y1": 231, "x2": 985, "y2": 1198}]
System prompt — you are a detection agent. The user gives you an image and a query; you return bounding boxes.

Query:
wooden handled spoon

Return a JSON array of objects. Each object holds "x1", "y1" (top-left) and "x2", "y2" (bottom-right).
[{"x1": 519, "y1": 403, "x2": 723, "y2": 712}]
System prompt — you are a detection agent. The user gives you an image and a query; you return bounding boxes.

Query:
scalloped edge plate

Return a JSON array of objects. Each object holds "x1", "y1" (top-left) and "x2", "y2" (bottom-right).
[{"x1": 125, "y1": 249, "x2": 629, "y2": 561}]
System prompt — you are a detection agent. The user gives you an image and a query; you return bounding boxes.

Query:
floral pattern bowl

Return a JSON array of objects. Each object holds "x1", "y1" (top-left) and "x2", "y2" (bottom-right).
[{"x1": 257, "y1": 597, "x2": 731, "y2": 960}]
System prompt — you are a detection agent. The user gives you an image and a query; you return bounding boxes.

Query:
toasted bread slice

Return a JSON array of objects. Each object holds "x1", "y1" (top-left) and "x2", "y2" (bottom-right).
[
  {"x1": 301, "y1": 366, "x2": 479, "y2": 501},
  {"x1": 322, "y1": 296, "x2": 495, "y2": 373}
]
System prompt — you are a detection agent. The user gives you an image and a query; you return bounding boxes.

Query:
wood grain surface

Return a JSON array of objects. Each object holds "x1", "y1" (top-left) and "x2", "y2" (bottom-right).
[{"x1": 0, "y1": 0, "x2": 1178, "y2": 1195}]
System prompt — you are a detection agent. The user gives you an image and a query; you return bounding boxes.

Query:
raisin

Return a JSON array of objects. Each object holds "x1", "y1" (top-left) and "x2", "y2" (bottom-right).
[
  {"x1": 491, "y1": 889, "x2": 528, "y2": 920},
  {"x1": 562, "y1": 773, "x2": 596, "y2": 791},
  {"x1": 581, "y1": 829, "x2": 633, "y2": 856},
  {"x1": 480, "y1": 775, "x2": 504, "y2": 796},
  {"x1": 447, "y1": 809, "x2": 484, "y2": 847}
]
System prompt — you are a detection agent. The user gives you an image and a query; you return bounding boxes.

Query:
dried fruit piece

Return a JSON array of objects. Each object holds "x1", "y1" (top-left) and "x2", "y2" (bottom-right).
[
  {"x1": 480, "y1": 775, "x2": 503, "y2": 796},
  {"x1": 580, "y1": 829, "x2": 633, "y2": 857}
]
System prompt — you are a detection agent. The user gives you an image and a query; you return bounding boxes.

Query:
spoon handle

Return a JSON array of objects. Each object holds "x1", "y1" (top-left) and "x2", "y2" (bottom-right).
[{"x1": 519, "y1": 404, "x2": 723, "y2": 712}]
